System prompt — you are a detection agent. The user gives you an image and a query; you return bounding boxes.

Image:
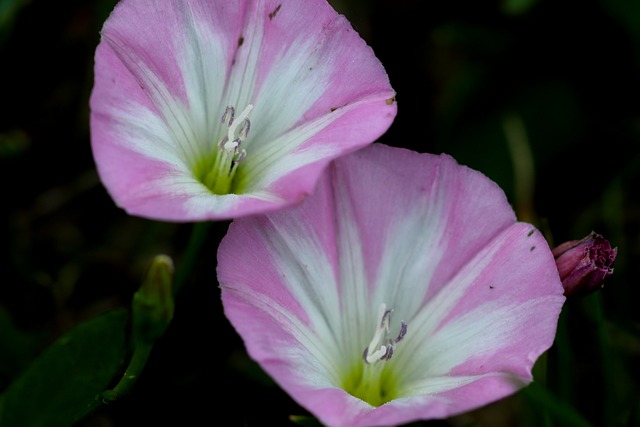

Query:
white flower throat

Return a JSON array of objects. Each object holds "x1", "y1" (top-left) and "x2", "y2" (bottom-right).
[
  {"x1": 200, "y1": 103, "x2": 253, "y2": 195},
  {"x1": 362, "y1": 303, "x2": 407, "y2": 364}
]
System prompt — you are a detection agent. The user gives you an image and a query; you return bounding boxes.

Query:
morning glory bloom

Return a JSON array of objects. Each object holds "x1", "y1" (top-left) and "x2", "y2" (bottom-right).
[
  {"x1": 90, "y1": 0, "x2": 396, "y2": 221},
  {"x1": 217, "y1": 144, "x2": 566, "y2": 427}
]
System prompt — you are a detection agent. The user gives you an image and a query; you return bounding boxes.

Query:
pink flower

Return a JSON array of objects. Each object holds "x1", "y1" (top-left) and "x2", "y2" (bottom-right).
[
  {"x1": 90, "y1": 0, "x2": 396, "y2": 222},
  {"x1": 217, "y1": 143, "x2": 566, "y2": 427},
  {"x1": 552, "y1": 231, "x2": 617, "y2": 298}
]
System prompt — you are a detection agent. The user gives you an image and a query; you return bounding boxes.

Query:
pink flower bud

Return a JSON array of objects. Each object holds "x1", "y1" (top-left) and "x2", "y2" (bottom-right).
[{"x1": 552, "y1": 231, "x2": 617, "y2": 298}]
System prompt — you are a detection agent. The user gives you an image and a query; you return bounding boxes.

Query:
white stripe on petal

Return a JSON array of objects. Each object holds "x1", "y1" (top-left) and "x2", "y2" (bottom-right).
[
  {"x1": 224, "y1": 281, "x2": 339, "y2": 387},
  {"x1": 400, "y1": 372, "x2": 520, "y2": 397},
  {"x1": 333, "y1": 178, "x2": 373, "y2": 364},
  {"x1": 402, "y1": 226, "x2": 513, "y2": 343},
  {"x1": 178, "y1": 3, "x2": 232, "y2": 158},
  {"x1": 258, "y1": 214, "x2": 345, "y2": 377},
  {"x1": 373, "y1": 177, "x2": 447, "y2": 322},
  {"x1": 223, "y1": 3, "x2": 263, "y2": 116},
  {"x1": 109, "y1": 102, "x2": 187, "y2": 165},
  {"x1": 104, "y1": 3, "x2": 239, "y2": 173},
  {"x1": 249, "y1": 36, "x2": 330, "y2": 145},
  {"x1": 105, "y1": 35, "x2": 202, "y2": 167},
  {"x1": 240, "y1": 100, "x2": 371, "y2": 191},
  {"x1": 397, "y1": 296, "x2": 555, "y2": 395}
]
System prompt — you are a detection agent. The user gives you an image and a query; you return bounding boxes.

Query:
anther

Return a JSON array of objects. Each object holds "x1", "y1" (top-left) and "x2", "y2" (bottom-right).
[
  {"x1": 221, "y1": 106, "x2": 235, "y2": 126},
  {"x1": 238, "y1": 119, "x2": 251, "y2": 140},
  {"x1": 395, "y1": 322, "x2": 407, "y2": 343},
  {"x1": 381, "y1": 344, "x2": 393, "y2": 361}
]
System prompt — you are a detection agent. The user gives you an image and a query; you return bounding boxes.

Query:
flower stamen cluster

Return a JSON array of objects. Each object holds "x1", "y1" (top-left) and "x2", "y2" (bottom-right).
[
  {"x1": 202, "y1": 104, "x2": 253, "y2": 194},
  {"x1": 362, "y1": 303, "x2": 407, "y2": 364}
]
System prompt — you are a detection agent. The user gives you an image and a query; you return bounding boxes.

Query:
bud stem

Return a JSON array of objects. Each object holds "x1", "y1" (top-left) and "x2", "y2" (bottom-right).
[{"x1": 101, "y1": 342, "x2": 153, "y2": 403}]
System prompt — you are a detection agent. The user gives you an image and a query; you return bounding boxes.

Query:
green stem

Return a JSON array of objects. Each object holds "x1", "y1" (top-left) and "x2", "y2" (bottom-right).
[
  {"x1": 101, "y1": 342, "x2": 153, "y2": 403},
  {"x1": 83, "y1": 342, "x2": 154, "y2": 419},
  {"x1": 172, "y1": 221, "x2": 213, "y2": 297}
]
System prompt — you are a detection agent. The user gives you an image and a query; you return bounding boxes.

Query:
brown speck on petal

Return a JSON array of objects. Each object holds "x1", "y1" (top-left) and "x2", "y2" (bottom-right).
[{"x1": 269, "y1": 4, "x2": 282, "y2": 20}]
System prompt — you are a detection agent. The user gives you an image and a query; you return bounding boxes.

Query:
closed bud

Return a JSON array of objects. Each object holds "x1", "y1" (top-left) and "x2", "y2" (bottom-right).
[
  {"x1": 552, "y1": 231, "x2": 617, "y2": 298},
  {"x1": 132, "y1": 254, "x2": 175, "y2": 345}
]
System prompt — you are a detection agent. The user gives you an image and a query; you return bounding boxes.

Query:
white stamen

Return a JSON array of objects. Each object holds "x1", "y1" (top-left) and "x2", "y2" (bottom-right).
[
  {"x1": 218, "y1": 103, "x2": 253, "y2": 165},
  {"x1": 365, "y1": 345, "x2": 389, "y2": 363},
  {"x1": 363, "y1": 303, "x2": 407, "y2": 364}
]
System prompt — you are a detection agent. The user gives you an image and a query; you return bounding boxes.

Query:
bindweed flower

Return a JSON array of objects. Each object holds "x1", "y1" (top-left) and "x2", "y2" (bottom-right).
[
  {"x1": 90, "y1": 0, "x2": 396, "y2": 222},
  {"x1": 217, "y1": 143, "x2": 566, "y2": 427},
  {"x1": 552, "y1": 231, "x2": 617, "y2": 298}
]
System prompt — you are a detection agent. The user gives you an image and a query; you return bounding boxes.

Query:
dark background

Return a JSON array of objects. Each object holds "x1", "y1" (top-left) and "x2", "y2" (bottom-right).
[{"x1": 1, "y1": 0, "x2": 638, "y2": 425}]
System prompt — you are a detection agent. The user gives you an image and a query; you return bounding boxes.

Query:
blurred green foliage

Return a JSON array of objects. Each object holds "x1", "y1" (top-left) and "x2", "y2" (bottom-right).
[
  {"x1": 0, "y1": 0, "x2": 638, "y2": 426},
  {"x1": 0, "y1": 310, "x2": 127, "y2": 427},
  {"x1": 0, "y1": 0, "x2": 29, "y2": 46}
]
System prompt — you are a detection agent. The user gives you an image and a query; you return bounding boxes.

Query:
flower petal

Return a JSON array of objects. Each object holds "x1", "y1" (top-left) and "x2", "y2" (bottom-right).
[
  {"x1": 90, "y1": 0, "x2": 396, "y2": 221},
  {"x1": 390, "y1": 224, "x2": 564, "y2": 415},
  {"x1": 218, "y1": 143, "x2": 565, "y2": 427}
]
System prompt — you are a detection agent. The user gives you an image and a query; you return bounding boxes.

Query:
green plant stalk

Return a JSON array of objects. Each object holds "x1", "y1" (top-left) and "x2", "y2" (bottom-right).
[
  {"x1": 81, "y1": 341, "x2": 154, "y2": 421},
  {"x1": 173, "y1": 221, "x2": 213, "y2": 297},
  {"x1": 101, "y1": 342, "x2": 154, "y2": 403}
]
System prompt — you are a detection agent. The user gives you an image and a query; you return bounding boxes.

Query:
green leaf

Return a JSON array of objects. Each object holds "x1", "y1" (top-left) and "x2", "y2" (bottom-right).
[{"x1": 0, "y1": 310, "x2": 129, "y2": 427}]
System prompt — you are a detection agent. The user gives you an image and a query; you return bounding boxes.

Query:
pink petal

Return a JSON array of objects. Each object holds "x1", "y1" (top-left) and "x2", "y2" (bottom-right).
[
  {"x1": 90, "y1": 0, "x2": 396, "y2": 221},
  {"x1": 218, "y1": 143, "x2": 565, "y2": 427}
]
